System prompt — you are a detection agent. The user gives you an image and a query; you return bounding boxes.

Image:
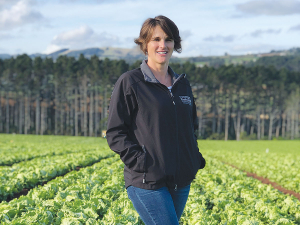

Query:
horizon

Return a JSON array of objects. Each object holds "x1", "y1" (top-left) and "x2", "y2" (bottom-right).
[
  {"x1": 1, "y1": 0, "x2": 300, "y2": 57},
  {"x1": 1, "y1": 45, "x2": 297, "y2": 59}
]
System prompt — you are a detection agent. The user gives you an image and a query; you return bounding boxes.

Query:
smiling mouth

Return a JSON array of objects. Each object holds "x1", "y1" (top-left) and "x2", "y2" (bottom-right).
[{"x1": 157, "y1": 51, "x2": 167, "y2": 54}]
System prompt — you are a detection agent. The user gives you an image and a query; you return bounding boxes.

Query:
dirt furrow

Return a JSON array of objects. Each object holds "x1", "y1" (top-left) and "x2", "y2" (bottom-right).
[{"x1": 228, "y1": 163, "x2": 300, "y2": 201}]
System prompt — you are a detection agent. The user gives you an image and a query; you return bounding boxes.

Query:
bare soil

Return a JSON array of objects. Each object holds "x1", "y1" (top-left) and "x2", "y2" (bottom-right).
[
  {"x1": 3, "y1": 166, "x2": 82, "y2": 203},
  {"x1": 8, "y1": 188, "x2": 29, "y2": 201},
  {"x1": 4, "y1": 163, "x2": 299, "y2": 204},
  {"x1": 229, "y1": 163, "x2": 300, "y2": 201}
]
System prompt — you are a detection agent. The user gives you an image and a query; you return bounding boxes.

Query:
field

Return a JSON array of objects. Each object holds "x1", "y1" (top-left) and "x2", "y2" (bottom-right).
[{"x1": 0, "y1": 134, "x2": 300, "y2": 224}]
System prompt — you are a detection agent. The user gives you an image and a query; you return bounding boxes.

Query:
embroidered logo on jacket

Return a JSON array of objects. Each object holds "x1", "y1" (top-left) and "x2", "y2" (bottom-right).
[{"x1": 179, "y1": 96, "x2": 191, "y2": 105}]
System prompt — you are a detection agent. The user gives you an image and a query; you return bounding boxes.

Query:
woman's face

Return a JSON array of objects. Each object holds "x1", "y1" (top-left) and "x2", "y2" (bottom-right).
[{"x1": 146, "y1": 26, "x2": 174, "y2": 67}]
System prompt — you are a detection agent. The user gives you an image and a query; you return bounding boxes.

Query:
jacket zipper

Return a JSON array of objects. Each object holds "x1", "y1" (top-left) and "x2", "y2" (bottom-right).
[
  {"x1": 158, "y1": 75, "x2": 185, "y2": 191},
  {"x1": 142, "y1": 145, "x2": 147, "y2": 184},
  {"x1": 169, "y1": 91, "x2": 175, "y2": 105},
  {"x1": 170, "y1": 75, "x2": 185, "y2": 191},
  {"x1": 169, "y1": 88, "x2": 178, "y2": 191}
]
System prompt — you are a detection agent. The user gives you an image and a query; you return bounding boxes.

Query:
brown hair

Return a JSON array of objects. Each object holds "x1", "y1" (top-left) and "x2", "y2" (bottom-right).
[{"x1": 134, "y1": 15, "x2": 182, "y2": 55}]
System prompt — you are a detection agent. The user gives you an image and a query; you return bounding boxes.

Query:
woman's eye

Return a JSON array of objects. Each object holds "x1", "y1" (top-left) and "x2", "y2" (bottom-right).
[
  {"x1": 152, "y1": 37, "x2": 173, "y2": 42},
  {"x1": 166, "y1": 37, "x2": 173, "y2": 42}
]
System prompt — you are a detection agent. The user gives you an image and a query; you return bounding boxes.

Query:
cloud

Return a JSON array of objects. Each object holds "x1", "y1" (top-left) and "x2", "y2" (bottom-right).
[
  {"x1": 0, "y1": 33, "x2": 14, "y2": 40},
  {"x1": 203, "y1": 35, "x2": 236, "y2": 42},
  {"x1": 249, "y1": 29, "x2": 281, "y2": 37},
  {"x1": 57, "y1": 0, "x2": 128, "y2": 3},
  {"x1": 0, "y1": 0, "x2": 19, "y2": 8},
  {"x1": 0, "y1": 0, "x2": 43, "y2": 30},
  {"x1": 44, "y1": 44, "x2": 63, "y2": 55},
  {"x1": 45, "y1": 25, "x2": 121, "y2": 54},
  {"x1": 52, "y1": 25, "x2": 95, "y2": 46},
  {"x1": 289, "y1": 24, "x2": 300, "y2": 31},
  {"x1": 236, "y1": 0, "x2": 300, "y2": 16},
  {"x1": 180, "y1": 30, "x2": 192, "y2": 41},
  {"x1": 232, "y1": 43, "x2": 284, "y2": 54},
  {"x1": 203, "y1": 29, "x2": 281, "y2": 44}
]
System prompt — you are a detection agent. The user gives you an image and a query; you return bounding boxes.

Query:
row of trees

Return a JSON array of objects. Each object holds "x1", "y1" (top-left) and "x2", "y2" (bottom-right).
[
  {"x1": 0, "y1": 54, "x2": 299, "y2": 140},
  {"x1": 171, "y1": 61, "x2": 300, "y2": 140},
  {"x1": 0, "y1": 54, "x2": 129, "y2": 137},
  {"x1": 180, "y1": 54, "x2": 300, "y2": 72},
  {"x1": 253, "y1": 55, "x2": 300, "y2": 72}
]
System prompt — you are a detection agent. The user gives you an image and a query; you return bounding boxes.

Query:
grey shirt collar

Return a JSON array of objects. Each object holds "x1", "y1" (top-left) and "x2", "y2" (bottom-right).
[{"x1": 140, "y1": 60, "x2": 180, "y2": 84}]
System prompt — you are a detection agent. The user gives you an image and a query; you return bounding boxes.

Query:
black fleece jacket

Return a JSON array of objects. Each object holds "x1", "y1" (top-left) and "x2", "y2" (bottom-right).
[{"x1": 106, "y1": 60, "x2": 205, "y2": 190}]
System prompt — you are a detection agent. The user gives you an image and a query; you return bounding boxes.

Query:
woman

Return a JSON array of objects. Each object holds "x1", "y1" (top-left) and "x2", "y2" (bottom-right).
[{"x1": 106, "y1": 15, "x2": 205, "y2": 224}]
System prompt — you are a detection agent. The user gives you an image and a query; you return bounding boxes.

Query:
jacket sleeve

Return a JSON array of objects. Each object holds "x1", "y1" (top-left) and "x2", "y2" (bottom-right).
[
  {"x1": 106, "y1": 76, "x2": 145, "y2": 172},
  {"x1": 192, "y1": 97, "x2": 206, "y2": 169}
]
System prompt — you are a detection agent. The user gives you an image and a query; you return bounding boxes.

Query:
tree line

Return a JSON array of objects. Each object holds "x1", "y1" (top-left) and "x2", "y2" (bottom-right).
[
  {"x1": 0, "y1": 54, "x2": 299, "y2": 140},
  {"x1": 181, "y1": 52, "x2": 300, "y2": 72},
  {"x1": 252, "y1": 55, "x2": 300, "y2": 72}
]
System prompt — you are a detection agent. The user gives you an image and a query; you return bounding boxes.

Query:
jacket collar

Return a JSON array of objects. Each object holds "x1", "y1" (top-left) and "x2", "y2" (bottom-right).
[{"x1": 140, "y1": 60, "x2": 182, "y2": 84}]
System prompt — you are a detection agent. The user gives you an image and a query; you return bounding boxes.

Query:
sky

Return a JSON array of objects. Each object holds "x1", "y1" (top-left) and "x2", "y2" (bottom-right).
[{"x1": 0, "y1": 0, "x2": 300, "y2": 57}]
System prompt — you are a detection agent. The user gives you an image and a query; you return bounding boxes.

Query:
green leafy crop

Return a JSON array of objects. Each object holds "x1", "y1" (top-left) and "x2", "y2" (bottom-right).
[{"x1": 0, "y1": 135, "x2": 299, "y2": 224}]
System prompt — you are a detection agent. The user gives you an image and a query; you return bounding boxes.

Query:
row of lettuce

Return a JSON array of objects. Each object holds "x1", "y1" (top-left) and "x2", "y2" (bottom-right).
[
  {"x1": 2, "y1": 136, "x2": 299, "y2": 195},
  {"x1": 0, "y1": 146, "x2": 114, "y2": 201},
  {"x1": 0, "y1": 136, "x2": 299, "y2": 224},
  {"x1": 1, "y1": 155, "x2": 299, "y2": 224},
  {"x1": 0, "y1": 135, "x2": 108, "y2": 166},
  {"x1": 181, "y1": 157, "x2": 300, "y2": 225},
  {"x1": 202, "y1": 149, "x2": 300, "y2": 194},
  {"x1": 0, "y1": 156, "x2": 142, "y2": 224}
]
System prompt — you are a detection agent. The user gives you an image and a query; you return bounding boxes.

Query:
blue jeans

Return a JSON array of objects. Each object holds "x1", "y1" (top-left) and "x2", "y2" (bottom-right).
[{"x1": 126, "y1": 185, "x2": 190, "y2": 225}]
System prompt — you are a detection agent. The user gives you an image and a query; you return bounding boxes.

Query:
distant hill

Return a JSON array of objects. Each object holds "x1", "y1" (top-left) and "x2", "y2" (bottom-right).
[
  {"x1": 0, "y1": 47, "x2": 145, "y2": 64},
  {"x1": 177, "y1": 47, "x2": 300, "y2": 71},
  {"x1": 56, "y1": 47, "x2": 145, "y2": 63},
  {"x1": 47, "y1": 48, "x2": 69, "y2": 58},
  {"x1": 1, "y1": 47, "x2": 300, "y2": 69},
  {"x1": 0, "y1": 54, "x2": 11, "y2": 59}
]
